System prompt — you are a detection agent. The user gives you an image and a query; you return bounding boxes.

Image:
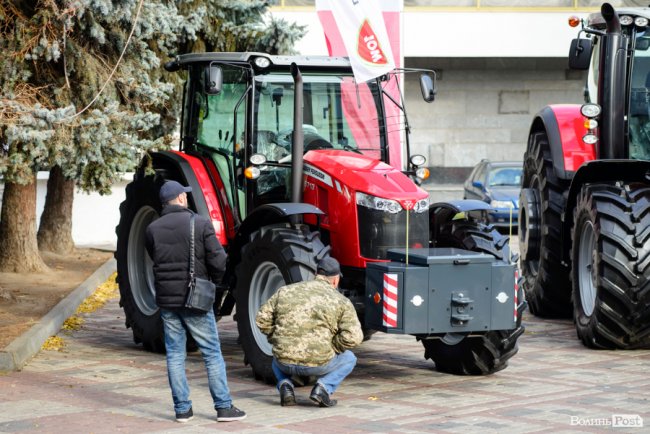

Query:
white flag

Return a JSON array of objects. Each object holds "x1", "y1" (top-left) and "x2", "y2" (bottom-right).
[{"x1": 317, "y1": 0, "x2": 396, "y2": 83}]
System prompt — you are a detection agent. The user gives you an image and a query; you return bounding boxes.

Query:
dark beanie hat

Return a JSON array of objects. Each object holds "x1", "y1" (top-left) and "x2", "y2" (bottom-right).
[{"x1": 317, "y1": 257, "x2": 342, "y2": 277}]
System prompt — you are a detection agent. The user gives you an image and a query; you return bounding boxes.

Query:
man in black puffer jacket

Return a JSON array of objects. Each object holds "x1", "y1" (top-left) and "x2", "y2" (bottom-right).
[{"x1": 145, "y1": 180, "x2": 246, "y2": 424}]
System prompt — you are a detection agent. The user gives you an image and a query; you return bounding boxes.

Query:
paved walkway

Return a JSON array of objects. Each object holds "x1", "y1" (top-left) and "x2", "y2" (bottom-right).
[{"x1": 1, "y1": 293, "x2": 649, "y2": 433}]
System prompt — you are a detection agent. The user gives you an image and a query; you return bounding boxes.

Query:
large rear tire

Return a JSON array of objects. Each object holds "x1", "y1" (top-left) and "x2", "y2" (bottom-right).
[
  {"x1": 519, "y1": 130, "x2": 572, "y2": 317},
  {"x1": 235, "y1": 224, "x2": 329, "y2": 383},
  {"x1": 422, "y1": 220, "x2": 526, "y2": 375},
  {"x1": 115, "y1": 174, "x2": 166, "y2": 352},
  {"x1": 571, "y1": 183, "x2": 650, "y2": 349}
]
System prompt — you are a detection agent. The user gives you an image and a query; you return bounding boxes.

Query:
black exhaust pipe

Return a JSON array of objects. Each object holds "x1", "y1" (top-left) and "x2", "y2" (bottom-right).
[
  {"x1": 290, "y1": 63, "x2": 304, "y2": 204},
  {"x1": 599, "y1": 2, "x2": 627, "y2": 159}
]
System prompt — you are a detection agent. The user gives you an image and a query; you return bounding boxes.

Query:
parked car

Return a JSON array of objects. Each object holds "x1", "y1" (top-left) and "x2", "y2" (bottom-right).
[{"x1": 463, "y1": 160, "x2": 522, "y2": 231}]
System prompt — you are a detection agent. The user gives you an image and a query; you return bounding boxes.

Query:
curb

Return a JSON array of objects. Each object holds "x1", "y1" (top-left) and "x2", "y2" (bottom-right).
[{"x1": 0, "y1": 258, "x2": 117, "y2": 372}]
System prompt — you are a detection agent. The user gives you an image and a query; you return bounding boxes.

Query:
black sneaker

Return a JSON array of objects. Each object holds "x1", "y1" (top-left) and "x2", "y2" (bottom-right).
[
  {"x1": 280, "y1": 383, "x2": 296, "y2": 407},
  {"x1": 309, "y1": 383, "x2": 337, "y2": 407},
  {"x1": 217, "y1": 405, "x2": 247, "y2": 422},
  {"x1": 175, "y1": 407, "x2": 193, "y2": 423}
]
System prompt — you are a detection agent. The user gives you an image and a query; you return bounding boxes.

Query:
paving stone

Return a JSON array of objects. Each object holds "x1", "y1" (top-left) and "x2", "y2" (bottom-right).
[{"x1": 1, "y1": 301, "x2": 649, "y2": 432}]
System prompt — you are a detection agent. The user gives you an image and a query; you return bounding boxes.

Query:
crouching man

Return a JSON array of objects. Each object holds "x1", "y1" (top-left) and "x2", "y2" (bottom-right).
[{"x1": 255, "y1": 257, "x2": 363, "y2": 407}]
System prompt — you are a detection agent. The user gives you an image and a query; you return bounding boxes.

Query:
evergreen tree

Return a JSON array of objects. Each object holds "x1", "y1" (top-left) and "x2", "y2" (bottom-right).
[{"x1": 0, "y1": 0, "x2": 304, "y2": 271}]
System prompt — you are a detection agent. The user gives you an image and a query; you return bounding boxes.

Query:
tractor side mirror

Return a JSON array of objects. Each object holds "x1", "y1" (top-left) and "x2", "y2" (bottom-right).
[
  {"x1": 205, "y1": 64, "x2": 223, "y2": 95},
  {"x1": 420, "y1": 73, "x2": 436, "y2": 103},
  {"x1": 568, "y1": 38, "x2": 593, "y2": 70}
]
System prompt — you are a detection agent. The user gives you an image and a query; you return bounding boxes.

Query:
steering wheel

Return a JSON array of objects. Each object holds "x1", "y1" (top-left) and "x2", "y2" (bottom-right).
[{"x1": 304, "y1": 138, "x2": 334, "y2": 151}]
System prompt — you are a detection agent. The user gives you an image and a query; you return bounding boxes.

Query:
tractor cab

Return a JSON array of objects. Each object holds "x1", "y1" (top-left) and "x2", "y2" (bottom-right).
[
  {"x1": 168, "y1": 53, "x2": 434, "y2": 233},
  {"x1": 571, "y1": 7, "x2": 650, "y2": 161}
]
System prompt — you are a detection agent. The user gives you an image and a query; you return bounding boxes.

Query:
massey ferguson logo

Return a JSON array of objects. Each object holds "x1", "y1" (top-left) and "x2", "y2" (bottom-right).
[{"x1": 358, "y1": 19, "x2": 388, "y2": 65}]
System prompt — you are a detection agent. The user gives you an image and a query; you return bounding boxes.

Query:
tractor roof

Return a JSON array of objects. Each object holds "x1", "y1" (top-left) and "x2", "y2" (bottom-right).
[
  {"x1": 164, "y1": 52, "x2": 352, "y2": 72},
  {"x1": 587, "y1": 7, "x2": 650, "y2": 28}
]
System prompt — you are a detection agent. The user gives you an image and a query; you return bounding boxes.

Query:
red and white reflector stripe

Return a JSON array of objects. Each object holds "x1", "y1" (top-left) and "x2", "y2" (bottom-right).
[
  {"x1": 383, "y1": 273, "x2": 398, "y2": 328},
  {"x1": 514, "y1": 269, "x2": 519, "y2": 322}
]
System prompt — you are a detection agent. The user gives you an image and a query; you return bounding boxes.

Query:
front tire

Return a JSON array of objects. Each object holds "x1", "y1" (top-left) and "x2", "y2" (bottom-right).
[
  {"x1": 520, "y1": 130, "x2": 572, "y2": 317},
  {"x1": 235, "y1": 224, "x2": 329, "y2": 383},
  {"x1": 571, "y1": 183, "x2": 650, "y2": 349},
  {"x1": 422, "y1": 220, "x2": 526, "y2": 375}
]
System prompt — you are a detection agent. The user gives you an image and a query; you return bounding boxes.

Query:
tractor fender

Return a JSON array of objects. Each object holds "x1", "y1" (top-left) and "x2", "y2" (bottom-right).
[
  {"x1": 530, "y1": 105, "x2": 595, "y2": 180},
  {"x1": 148, "y1": 151, "x2": 211, "y2": 217},
  {"x1": 230, "y1": 203, "x2": 325, "y2": 267},
  {"x1": 148, "y1": 150, "x2": 229, "y2": 246},
  {"x1": 565, "y1": 160, "x2": 650, "y2": 223},
  {"x1": 431, "y1": 199, "x2": 492, "y2": 215}
]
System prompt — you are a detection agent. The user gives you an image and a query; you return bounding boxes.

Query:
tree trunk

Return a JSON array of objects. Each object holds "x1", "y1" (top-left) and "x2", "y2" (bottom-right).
[
  {"x1": 38, "y1": 166, "x2": 75, "y2": 254},
  {"x1": 0, "y1": 175, "x2": 48, "y2": 272}
]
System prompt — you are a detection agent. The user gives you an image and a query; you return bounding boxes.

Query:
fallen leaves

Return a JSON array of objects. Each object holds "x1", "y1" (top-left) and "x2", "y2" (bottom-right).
[
  {"x1": 41, "y1": 336, "x2": 66, "y2": 351},
  {"x1": 41, "y1": 273, "x2": 119, "y2": 351}
]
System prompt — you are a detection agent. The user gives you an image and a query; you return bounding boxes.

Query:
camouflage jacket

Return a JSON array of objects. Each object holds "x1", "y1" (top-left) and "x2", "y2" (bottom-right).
[{"x1": 255, "y1": 276, "x2": 363, "y2": 367}]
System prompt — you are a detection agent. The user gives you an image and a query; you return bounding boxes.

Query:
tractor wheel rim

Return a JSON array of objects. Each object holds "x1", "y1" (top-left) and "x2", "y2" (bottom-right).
[
  {"x1": 127, "y1": 206, "x2": 158, "y2": 316},
  {"x1": 249, "y1": 261, "x2": 286, "y2": 356},
  {"x1": 578, "y1": 220, "x2": 597, "y2": 317}
]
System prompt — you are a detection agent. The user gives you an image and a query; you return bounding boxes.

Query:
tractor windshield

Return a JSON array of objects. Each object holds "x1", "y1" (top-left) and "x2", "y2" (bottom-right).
[
  {"x1": 628, "y1": 31, "x2": 650, "y2": 160},
  {"x1": 253, "y1": 73, "x2": 384, "y2": 162}
]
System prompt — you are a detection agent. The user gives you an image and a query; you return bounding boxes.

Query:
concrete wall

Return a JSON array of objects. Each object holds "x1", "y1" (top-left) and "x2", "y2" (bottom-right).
[
  {"x1": 405, "y1": 57, "x2": 587, "y2": 182},
  {"x1": 0, "y1": 173, "x2": 129, "y2": 250}
]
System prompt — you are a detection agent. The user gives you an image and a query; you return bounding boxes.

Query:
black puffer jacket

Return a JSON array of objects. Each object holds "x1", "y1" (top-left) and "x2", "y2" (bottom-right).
[{"x1": 145, "y1": 205, "x2": 226, "y2": 309}]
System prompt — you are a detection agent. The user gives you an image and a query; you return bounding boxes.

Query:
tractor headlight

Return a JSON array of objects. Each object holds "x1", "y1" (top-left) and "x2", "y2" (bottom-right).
[
  {"x1": 413, "y1": 198, "x2": 430, "y2": 213},
  {"x1": 250, "y1": 153, "x2": 267, "y2": 165},
  {"x1": 490, "y1": 199, "x2": 514, "y2": 209},
  {"x1": 620, "y1": 15, "x2": 634, "y2": 26},
  {"x1": 356, "y1": 192, "x2": 402, "y2": 214},
  {"x1": 254, "y1": 56, "x2": 271, "y2": 69},
  {"x1": 583, "y1": 134, "x2": 598, "y2": 145},
  {"x1": 410, "y1": 154, "x2": 426, "y2": 167},
  {"x1": 580, "y1": 103, "x2": 601, "y2": 118}
]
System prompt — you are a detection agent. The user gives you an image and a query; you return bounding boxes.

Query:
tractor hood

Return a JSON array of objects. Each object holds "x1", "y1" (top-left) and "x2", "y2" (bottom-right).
[{"x1": 303, "y1": 150, "x2": 428, "y2": 204}]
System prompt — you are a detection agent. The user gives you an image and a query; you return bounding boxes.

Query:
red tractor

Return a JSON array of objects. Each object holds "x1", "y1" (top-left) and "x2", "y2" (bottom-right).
[
  {"x1": 520, "y1": 3, "x2": 650, "y2": 349},
  {"x1": 116, "y1": 52, "x2": 525, "y2": 380}
]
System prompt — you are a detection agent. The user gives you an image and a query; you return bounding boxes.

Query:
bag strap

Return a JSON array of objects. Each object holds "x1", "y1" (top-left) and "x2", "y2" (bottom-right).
[{"x1": 189, "y1": 214, "x2": 195, "y2": 283}]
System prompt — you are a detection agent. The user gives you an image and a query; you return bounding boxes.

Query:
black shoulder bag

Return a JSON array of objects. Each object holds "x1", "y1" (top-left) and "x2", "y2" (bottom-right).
[{"x1": 185, "y1": 214, "x2": 217, "y2": 313}]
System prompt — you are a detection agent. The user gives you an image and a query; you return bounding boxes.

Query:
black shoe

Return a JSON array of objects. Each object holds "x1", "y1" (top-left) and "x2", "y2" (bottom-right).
[
  {"x1": 175, "y1": 407, "x2": 193, "y2": 423},
  {"x1": 217, "y1": 405, "x2": 247, "y2": 422},
  {"x1": 309, "y1": 383, "x2": 337, "y2": 407},
  {"x1": 280, "y1": 383, "x2": 296, "y2": 406}
]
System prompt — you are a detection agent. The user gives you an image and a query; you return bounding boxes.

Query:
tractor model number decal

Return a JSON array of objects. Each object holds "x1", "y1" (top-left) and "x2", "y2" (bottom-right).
[
  {"x1": 304, "y1": 164, "x2": 333, "y2": 187},
  {"x1": 383, "y1": 273, "x2": 398, "y2": 328}
]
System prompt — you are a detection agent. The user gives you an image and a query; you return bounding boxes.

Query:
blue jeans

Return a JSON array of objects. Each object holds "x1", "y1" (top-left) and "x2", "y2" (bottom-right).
[
  {"x1": 272, "y1": 350, "x2": 357, "y2": 395},
  {"x1": 160, "y1": 308, "x2": 232, "y2": 414}
]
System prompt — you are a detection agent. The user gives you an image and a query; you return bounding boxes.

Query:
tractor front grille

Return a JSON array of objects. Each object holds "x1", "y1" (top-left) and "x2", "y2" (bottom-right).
[{"x1": 357, "y1": 206, "x2": 429, "y2": 259}]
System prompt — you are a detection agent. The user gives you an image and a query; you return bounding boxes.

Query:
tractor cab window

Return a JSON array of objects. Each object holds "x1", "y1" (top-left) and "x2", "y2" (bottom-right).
[
  {"x1": 586, "y1": 36, "x2": 600, "y2": 104},
  {"x1": 250, "y1": 72, "x2": 384, "y2": 205},
  {"x1": 194, "y1": 66, "x2": 248, "y2": 217},
  {"x1": 628, "y1": 31, "x2": 650, "y2": 161},
  {"x1": 253, "y1": 73, "x2": 383, "y2": 161}
]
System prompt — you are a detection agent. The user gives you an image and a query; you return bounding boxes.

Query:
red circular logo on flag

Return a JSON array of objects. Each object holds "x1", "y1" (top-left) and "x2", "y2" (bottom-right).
[{"x1": 357, "y1": 19, "x2": 388, "y2": 65}]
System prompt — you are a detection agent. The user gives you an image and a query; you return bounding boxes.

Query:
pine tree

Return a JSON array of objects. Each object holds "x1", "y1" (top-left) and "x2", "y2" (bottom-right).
[{"x1": 0, "y1": 0, "x2": 305, "y2": 271}]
